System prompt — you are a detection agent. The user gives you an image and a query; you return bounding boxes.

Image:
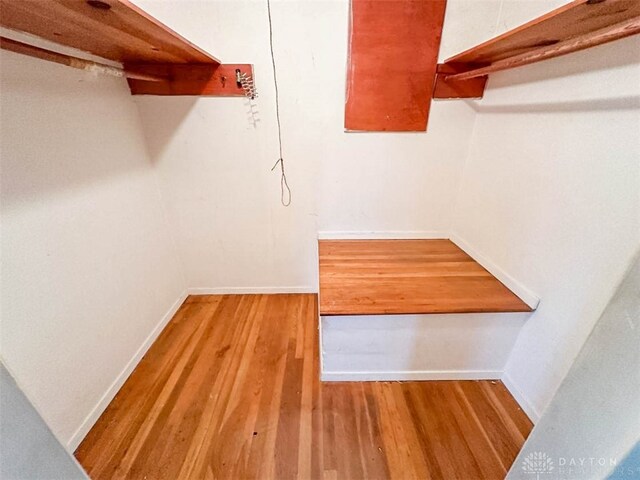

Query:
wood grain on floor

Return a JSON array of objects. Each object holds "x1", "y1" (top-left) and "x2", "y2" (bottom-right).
[{"x1": 75, "y1": 294, "x2": 532, "y2": 479}]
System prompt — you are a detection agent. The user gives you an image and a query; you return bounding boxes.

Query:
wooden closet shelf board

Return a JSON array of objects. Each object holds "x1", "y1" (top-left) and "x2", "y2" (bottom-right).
[
  {"x1": 444, "y1": 0, "x2": 640, "y2": 66},
  {"x1": 344, "y1": 0, "x2": 446, "y2": 131},
  {"x1": 433, "y1": 63, "x2": 488, "y2": 99},
  {"x1": 126, "y1": 63, "x2": 253, "y2": 95},
  {"x1": 0, "y1": 0, "x2": 220, "y2": 65}
]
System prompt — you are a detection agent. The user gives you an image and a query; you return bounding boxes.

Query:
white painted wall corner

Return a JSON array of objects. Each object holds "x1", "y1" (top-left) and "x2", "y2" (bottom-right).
[
  {"x1": 450, "y1": 232, "x2": 540, "y2": 310},
  {"x1": 501, "y1": 371, "x2": 540, "y2": 423},
  {"x1": 65, "y1": 290, "x2": 189, "y2": 451}
]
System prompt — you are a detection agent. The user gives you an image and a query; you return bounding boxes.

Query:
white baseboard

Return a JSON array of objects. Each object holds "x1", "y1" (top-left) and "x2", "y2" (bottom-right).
[
  {"x1": 66, "y1": 290, "x2": 189, "y2": 451},
  {"x1": 449, "y1": 232, "x2": 540, "y2": 310},
  {"x1": 321, "y1": 370, "x2": 503, "y2": 381},
  {"x1": 317, "y1": 230, "x2": 447, "y2": 240},
  {"x1": 501, "y1": 371, "x2": 540, "y2": 423},
  {"x1": 188, "y1": 286, "x2": 316, "y2": 295}
]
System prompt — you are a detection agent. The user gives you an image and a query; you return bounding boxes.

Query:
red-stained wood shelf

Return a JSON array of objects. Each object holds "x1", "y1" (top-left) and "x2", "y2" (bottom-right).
[
  {"x1": 345, "y1": 0, "x2": 446, "y2": 132},
  {"x1": 433, "y1": 63, "x2": 487, "y2": 100},
  {"x1": 434, "y1": 0, "x2": 640, "y2": 99},
  {"x1": 126, "y1": 63, "x2": 253, "y2": 96},
  {"x1": 0, "y1": 0, "x2": 219, "y2": 65},
  {"x1": 0, "y1": 0, "x2": 253, "y2": 96}
]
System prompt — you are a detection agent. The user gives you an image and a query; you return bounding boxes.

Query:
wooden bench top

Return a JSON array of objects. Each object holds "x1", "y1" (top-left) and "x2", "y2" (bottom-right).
[{"x1": 319, "y1": 239, "x2": 532, "y2": 316}]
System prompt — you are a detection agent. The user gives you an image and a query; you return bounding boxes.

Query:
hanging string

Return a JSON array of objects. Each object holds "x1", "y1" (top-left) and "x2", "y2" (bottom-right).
[{"x1": 266, "y1": 0, "x2": 291, "y2": 206}]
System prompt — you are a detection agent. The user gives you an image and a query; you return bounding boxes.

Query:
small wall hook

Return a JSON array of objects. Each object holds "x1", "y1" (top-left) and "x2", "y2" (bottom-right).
[{"x1": 236, "y1": 68, "x2": 257, "y2": 100}]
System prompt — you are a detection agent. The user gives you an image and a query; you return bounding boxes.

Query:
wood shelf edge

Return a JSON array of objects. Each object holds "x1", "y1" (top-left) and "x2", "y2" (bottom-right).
[
  {"x1": 435, "y1": 0, "x2": 640, "y2": 97},
  {"x1": 118, "y1": 0, "x2": 221, "y2": 65},
  {"x1": 432, "y1": 63, "x2": 487, "y2": 99},
  {"x1": 0, "y1": 0, "x2": 221, "y2": 65},
  {"x1": 126, "y1": 63, "x2": 254, "y2": 96}
]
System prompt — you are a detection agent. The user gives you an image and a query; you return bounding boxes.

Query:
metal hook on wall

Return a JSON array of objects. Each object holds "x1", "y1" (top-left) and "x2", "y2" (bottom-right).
[{"x1": 236, "y1": 68, "x2": 257, "y2": 100}]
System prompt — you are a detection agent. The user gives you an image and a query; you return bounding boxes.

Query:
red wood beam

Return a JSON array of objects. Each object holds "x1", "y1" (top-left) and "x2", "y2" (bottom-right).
[
  {"x1": 126, "y1": 64, "x2": 254, "y2": 96},
  {"x1": 345, "y1": 0, "x2": 446, "y2": 132},
  {"x1": 432, "y1": 63, "x2": 487, "y2": 99}
]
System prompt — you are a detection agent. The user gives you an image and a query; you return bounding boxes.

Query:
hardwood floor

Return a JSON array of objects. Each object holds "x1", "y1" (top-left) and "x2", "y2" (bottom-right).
[
  {"x1": 76, "y1": 294, "x2": 533, "y2": 480},
  {"x1": 319, "y1": 240, "x2": 532, "y2": 315}
]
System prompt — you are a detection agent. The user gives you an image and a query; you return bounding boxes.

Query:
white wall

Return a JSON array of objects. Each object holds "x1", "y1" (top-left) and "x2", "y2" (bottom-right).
[
  {"x1": 507, "y1": 253, "x2": 640, "y2": 480},
  {"x1": 1, "y1": 364, "x2": 88, "y2": 479},
  {"x1": 452, "y1": 9, "x2": 640, "y2": 418},
  {"x1": 0, "y1": 47, "x2": 186, "y2": 448},
  {"x1": 133, "y1": 0, "x2": 482, "y2": 291},
  {"x1": 321, "y1": 312, "x2": 528, "y2": 381}
]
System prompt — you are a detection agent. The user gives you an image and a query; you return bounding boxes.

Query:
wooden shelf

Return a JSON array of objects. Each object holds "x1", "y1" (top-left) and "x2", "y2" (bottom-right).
[
  {"x1": 344, "y1": 0, "x2": 446, "y2": 132},
  {"x1": 0, "y1": 0, "x2": 219, "y2": 65},
  {"x1": 434, "y1": 0, "x2": 640, "y2": 99},
  {"x1": 127, "y1": 64, "x2": 251, "y2": 96},
  {"x1": 0, "y1": 0, "x2": 254, "y2": 96},
  {"x1": 319, "y1": 239, "x2": 533, "y2": 316},
  {"x1": 433, "y1": 63, "x2": 487, "y2": 99}
]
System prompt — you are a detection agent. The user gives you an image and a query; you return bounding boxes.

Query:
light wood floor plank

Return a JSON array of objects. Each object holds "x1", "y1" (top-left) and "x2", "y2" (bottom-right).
[{"x1": 76, "y1": 294, "x2": 533, "y2": 479}]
